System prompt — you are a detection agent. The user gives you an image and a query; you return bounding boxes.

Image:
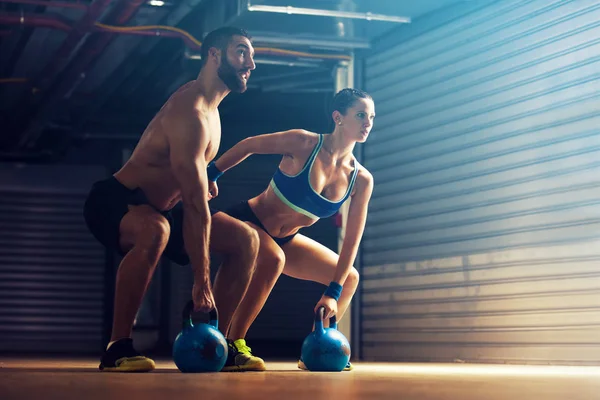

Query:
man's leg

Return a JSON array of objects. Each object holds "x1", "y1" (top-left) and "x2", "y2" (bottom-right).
[{"x1": 101, "y1": 205, "x2": 171, "y2": 372}]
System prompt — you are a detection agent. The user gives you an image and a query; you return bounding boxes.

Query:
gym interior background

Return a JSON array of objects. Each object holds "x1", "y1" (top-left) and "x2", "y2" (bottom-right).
[{"x1": 1, "y1": 0, "x2": 600, "y2": 367}]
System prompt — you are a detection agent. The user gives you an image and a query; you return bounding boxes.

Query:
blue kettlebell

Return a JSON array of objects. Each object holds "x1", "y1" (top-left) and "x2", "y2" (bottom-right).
[
  {"x1": 172, "y1": 300, "x2": 228, "y2": 373},
  {"x1": 300, "y1": 306, "x2": 351, "y2": 372}
]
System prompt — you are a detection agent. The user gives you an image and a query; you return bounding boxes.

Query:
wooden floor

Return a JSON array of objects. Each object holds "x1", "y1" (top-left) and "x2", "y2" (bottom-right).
[{"x1": 1, "y1": 357, "x2": 599, "y2": 400}]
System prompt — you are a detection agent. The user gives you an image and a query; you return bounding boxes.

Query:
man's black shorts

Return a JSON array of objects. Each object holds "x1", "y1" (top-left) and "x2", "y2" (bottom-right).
[{"x1": 83, "y1": 176, "x2": 216, "y2": 266}]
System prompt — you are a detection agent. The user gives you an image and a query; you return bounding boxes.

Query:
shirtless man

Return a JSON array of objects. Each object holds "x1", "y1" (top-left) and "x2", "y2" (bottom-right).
[{"x1": 83, "y1": 27, "x2": 260, "y2": 372}]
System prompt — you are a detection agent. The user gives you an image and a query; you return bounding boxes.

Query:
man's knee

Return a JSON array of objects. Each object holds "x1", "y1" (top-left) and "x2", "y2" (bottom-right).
[
  {"x1": 122, "y1": 211, "x2": 170, "y2": 257},
  {"x1": 226, "y1": 222, "x2": 260, "y2": 260},
  {"x1": 240, "y1": 224, "x2": 260, "y2": 257}
]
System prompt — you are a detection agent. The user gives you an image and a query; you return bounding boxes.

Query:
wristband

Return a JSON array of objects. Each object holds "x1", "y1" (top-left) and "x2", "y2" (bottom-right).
[
  {"x1": 207, "y1": 161, "x2": 223, "y2": 182},
  {"x1": 323, "y1": 281, "x2": 343, "y2": 301}
]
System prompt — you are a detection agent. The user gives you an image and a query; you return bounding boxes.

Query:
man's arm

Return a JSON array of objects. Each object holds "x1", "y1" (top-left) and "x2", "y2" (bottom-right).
[
  {"x1": 213, "y1": 129, "x2": 316, "y2": 173},
  {"x1": 167, "y1": 107, "x2": 212, "y2": 286}
]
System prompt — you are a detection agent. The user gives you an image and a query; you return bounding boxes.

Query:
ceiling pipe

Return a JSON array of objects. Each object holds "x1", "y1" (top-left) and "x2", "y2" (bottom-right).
[
  {"x1": 0, "y1": 11, "x2": 359, "y2": 59},
  {"x1": 18, "y1": 0, "x2": 147, "y2": 149},
  {"x1": 246, "y1": 2, "x2": 411, "y2": 23},
  {"x1": 0, "y1": 11, "x2": 200, "y2": 47},
  {"x1": 250, "y1": 33, "x2": 370, "y2": 50},
  {"x1": 0, "y1": 12, "x2": 72, "y2": 31},
  {"x1": 0, "y1": 0, "x2": 88, "y2": 10}
]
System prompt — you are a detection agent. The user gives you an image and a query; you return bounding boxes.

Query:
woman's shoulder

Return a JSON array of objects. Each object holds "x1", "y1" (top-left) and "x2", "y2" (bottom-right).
[
  {"x1": 284, "y1": 129, "x2": 321, "y2": 149},
  {"x1": 352, "y1": 159, "x2": 374, "y2": 193}
]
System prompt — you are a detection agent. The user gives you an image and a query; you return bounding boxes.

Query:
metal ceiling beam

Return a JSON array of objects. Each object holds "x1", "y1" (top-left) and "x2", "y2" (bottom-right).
[
  {"x1": 3, "y1": 0, "x2": 112, "y2": 147},
  {"x1": 246, "y1": 2, "x2": 411, "y2": 23},
  {"x1": 251, "y1": 33, "x2": 370, "y2": 50},
  {"x1": 79, "y1": 0, "x2": 209, "y2": 116},
  {"x1": 73, "y1": 42, "x2": 171, "y2": 132},
  {"x1": 122, "y1": 46, "x2": 182, "y2": 103},
  {"x1": 17, "y1": 0, "x2": 147, "y2": 149},
  {"x1": 30, "y1": 0, "x2": 113, "y2": 95}
]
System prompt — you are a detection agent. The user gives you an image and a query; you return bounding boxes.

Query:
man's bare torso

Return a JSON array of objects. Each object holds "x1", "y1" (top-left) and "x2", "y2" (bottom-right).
[{"x1": 114, "y1": 81, "x2": 220, "y2": 211}]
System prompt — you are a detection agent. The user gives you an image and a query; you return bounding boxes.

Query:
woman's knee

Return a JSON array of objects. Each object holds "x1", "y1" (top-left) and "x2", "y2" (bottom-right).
[
  {"x1": 259, "y1": 246, "x2": 286, "y2": 276},
  {"x1": 345, "y1": 267, "x2": 360, "y2": 290}
]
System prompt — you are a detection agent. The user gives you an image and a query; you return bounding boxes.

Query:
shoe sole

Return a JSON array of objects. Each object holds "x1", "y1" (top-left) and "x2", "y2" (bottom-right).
[
  {"x1": 221, "y1": 361, "x2": 267, "y2": 372},
  {"x1": 100, "y1": 358, "x2": 156, "y2": 372}
]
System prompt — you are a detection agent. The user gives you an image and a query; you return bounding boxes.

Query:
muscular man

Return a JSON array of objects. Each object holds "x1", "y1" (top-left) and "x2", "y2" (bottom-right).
[{"x1": 83, "y1": 27, "x2": 261, "y2": 372}]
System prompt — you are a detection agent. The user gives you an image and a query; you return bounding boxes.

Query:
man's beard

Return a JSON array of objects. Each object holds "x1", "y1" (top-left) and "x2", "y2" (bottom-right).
[{"x1": 218, "y1": 56, "x2": 248, "y2": 93}]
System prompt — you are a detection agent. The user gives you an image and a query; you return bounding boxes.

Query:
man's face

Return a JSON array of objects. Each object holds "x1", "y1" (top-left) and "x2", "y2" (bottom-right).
[{"x1": 217, "y1": 35, "x2": 256, "y2": 93}]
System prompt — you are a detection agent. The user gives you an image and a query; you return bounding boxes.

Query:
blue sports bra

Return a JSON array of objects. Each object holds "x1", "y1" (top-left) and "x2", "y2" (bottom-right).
[{"x1": 269, "y1": 134, "x2": 359, "y2": 219}]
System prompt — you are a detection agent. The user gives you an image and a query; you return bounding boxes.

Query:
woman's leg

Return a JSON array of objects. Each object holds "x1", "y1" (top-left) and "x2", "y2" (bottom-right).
[
  {"x1": 281, "y1": 234, "x2": 359, "y2": 370},
  {"x1": 222, "y1": 222, "x2": 285, "y2": 372},
  {"x1": 227, "y1": 222, "x2": 286, "y2": 340},
  {"x1": 281, "y1": 233, "x2": 359, "y2": 323}
]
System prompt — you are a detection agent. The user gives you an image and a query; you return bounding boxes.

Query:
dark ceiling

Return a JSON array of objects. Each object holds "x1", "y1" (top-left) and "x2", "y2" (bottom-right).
[{"x1": 0, "y1": 0, "x2": 466, "y2": 162}]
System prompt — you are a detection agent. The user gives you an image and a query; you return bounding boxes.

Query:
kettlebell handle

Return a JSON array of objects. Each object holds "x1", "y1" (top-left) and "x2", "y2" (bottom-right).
[
  {"x1": 182, "y1": 300, "x2": 219, "y2": 330},
  {"x1": 315, "y1": 306, "x2": 337, "y2": 330}
]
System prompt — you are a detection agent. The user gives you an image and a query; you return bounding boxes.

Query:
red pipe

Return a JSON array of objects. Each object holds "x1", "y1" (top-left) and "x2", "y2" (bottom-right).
[
  {"x1": 0, "y1": 11, "x2": 201, "y2": 48},
  {"x1": 0, "y1": 0, "x2": 88, "y2": 10},
  {"x1": 92, "y1": 26, "x2": 200, "y2": 49},
  {"x1": 0, "y1": 12, "x2": 72, "y2": 31}
]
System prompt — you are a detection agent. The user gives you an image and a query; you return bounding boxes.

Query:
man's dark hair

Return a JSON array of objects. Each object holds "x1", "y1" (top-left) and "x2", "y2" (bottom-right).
[{"x1": 200, "y1": 27, "x2": 251, "y2": 67}]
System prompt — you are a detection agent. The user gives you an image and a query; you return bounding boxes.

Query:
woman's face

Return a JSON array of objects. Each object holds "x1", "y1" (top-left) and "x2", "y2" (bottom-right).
[{"x1": 336, "y1": 97, "x2": 376, "y2": 143}]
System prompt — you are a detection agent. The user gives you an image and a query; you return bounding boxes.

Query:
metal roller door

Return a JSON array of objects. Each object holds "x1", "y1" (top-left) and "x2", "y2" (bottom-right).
[
  {"x1": 361, "y1": 0, "x2": 600, "y2": 365},
  {"x1": 0, "y1": 164, "x2": 107, "y2": 353}
]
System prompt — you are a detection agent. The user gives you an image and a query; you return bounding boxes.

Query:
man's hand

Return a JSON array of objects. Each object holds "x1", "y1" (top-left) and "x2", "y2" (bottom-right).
[
  {"x1": 208, "y1": 180, "x2": 219, "y2": 200},
  {"x1": 314, "y1": 295, "x2": 338, "y2": 320},
  {"x1": 192, "y1": 278, "x2": 215, "y2": 313}
]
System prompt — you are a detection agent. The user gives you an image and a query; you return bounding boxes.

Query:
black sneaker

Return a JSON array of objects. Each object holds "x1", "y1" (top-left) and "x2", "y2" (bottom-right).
[
  {"x1": 221, "y1": 339, "x2": 266, "y2": 372},
  {"x1": 99, "y1": 338, "x2": 155, "y2": 372}
]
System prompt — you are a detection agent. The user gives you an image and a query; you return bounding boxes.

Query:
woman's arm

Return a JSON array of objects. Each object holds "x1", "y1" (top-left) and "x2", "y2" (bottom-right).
[
  {"x1": 314, "y1": 167, "x2": 374, "y2": 318},
  {"x1": 212, "y1": 129, "x2": 316, "y2": 173},
  {"x1": 332, "y1": 168, "x2": 374, "y2": 286}
]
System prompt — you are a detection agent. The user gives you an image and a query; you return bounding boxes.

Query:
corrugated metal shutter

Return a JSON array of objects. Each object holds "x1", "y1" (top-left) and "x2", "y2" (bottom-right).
[
  {"x1": 361, "y1": 0, "x2": 600, "y2": 365},
  {"x1": 0, "y1": 164, "x2": 107, "y2": 353}
]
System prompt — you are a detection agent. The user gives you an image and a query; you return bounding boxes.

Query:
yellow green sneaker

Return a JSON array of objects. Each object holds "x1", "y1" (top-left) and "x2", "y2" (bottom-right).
[
  {"x1": 297, "y1": 357, "x2": 353, "y2": 371},
  {"x1": 221, "y1": 339, "x2": 266, "y2": 372},
  {"x1": 99, "y1": 338, "x2": 155, "y2": 372}
]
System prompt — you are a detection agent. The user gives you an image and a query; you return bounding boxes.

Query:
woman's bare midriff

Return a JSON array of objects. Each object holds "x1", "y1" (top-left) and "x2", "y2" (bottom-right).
[{"x1": 248, "y1": 185, "x2": 319, "y2": 238}]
